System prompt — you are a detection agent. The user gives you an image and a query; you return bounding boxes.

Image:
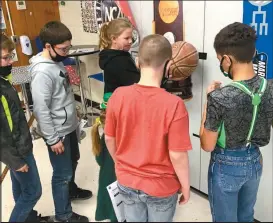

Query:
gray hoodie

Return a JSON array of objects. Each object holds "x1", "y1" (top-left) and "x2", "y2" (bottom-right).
[{"x1": 29, "y1": 53, "x2": 78, "y2": 146}]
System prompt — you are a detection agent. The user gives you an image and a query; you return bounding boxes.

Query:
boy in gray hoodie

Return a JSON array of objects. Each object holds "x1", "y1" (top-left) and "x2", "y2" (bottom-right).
[{"x1": 30, "y1": 21, "x2": 91, "y2": 222}]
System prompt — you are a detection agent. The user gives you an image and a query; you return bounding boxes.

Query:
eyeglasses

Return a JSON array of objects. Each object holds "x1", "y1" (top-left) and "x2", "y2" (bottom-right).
[
  {"x1": 54, "y1": 45, "x2": 73, "y2": 54},
  {"x1": 1, "y1": 53, "x2": 15, "y2": 61}
]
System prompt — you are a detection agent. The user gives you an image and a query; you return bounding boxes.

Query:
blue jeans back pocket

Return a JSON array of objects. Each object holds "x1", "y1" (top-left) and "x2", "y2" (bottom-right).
[
  {"x1": 147, "y1": 193, "x2": 178, "y2": 212},
  {"x1": 219, "y1": 162, "x2": 247, "y2": 192}
]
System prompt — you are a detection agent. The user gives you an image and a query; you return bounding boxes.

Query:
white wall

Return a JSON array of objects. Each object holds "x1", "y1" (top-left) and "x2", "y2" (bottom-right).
[
  {"x1": 59, "y1": 1, "x2": 155, "y2": 45},
  {"x1": 59, "y1": 1, "x2": 99, "y2": 45}
]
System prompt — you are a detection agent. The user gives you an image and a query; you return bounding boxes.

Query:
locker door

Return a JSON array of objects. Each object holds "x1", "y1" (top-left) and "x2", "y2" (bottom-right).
[
  {"x1": 183, "y1": 1, "x2": 206, "y2": 190},
  {"x1": 200, "y1": 0, "x2": 243, "y2": 193},
  {"x1": 254, "y1": 136, "x2": 273, "y2": 222}
]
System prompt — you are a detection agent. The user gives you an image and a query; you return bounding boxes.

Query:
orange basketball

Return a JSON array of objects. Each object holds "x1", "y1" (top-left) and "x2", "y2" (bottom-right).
[{"x1": 169, "y1": 41, "x2": 199, "y2": 81}]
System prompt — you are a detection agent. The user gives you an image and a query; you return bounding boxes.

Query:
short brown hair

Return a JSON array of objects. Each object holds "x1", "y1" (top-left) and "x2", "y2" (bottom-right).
[
  {"x1": 214, "y1": 22, "x2": 257, "y2": 63},
  {"x1": 99, "y1": 18, "x2": 132, "y2": 49},
  {"x1": 1, "y1": 33, "x2": 15, "y2": 52},
  {"x1": 39, "y1": 21, "x2": 72, "y2": 47},
  {"x1": 138, "y1": 34, "x2": 172, "y2": 68}
]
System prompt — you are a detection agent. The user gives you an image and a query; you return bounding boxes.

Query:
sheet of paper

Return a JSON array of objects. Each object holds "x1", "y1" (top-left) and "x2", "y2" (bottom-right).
[{"x1": 106, "y1": 181, "x2": 126, "y2": 222}]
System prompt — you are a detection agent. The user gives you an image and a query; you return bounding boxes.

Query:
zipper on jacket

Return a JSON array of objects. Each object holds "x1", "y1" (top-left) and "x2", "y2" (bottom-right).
[{"x1": 62, "y1": 107, "x2": 67, "y2": 125}]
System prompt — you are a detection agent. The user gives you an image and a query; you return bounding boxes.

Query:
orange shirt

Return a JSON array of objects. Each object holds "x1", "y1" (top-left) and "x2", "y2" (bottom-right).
[{"x1": 105, "y1": 84, "x2": 192, "y2": 197}]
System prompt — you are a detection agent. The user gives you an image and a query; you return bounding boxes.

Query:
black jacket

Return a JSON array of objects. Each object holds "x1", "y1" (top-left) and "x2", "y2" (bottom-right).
[
  {"x1": 99, "y1": 49, "x2": 140, "y2": 93},
  {"x1": 0, "y1": 76, "x2": 33, "y2": 170}
]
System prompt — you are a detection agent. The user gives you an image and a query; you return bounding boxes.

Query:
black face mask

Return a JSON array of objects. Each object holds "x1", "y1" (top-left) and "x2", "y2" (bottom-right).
[
  {"x1": 220, "y1": 56, "x2": 233, "y2": 80},
  {"x1": 160, "y1": 60, "x2": 170, "y2": 88},
  {"x1": 0, "y1": 65, "x2": 12, "y2": 77},
  {"x1": 49, "y1": 45, "x2": 68, "y2": 62}
]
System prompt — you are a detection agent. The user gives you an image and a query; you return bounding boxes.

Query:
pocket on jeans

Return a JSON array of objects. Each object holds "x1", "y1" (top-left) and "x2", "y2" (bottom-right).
[
  {"x1": 118, "y1": 183, "x2": 132, "y2": 194},
  {"x1": 219, "y1": 163, "x2": 247, "y2": 191},
  {"x1": 117, "y1": 184, "x2": 135, "y2": 205},
  {"x1": 148, "y1": 193, "x2": 178, "y2": 212}
]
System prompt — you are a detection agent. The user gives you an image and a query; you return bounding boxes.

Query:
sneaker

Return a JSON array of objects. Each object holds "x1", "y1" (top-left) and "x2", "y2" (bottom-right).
[
  {"x1": 69, "y1": 188, "x2": 92, "y2": 201},
  {"x1": 37, "y1": 214, "x2": 55, "y2": 222},
  {"x1": 56, "y1": 212, "x2": 89, "y2": 222},
  {"x1": 24, "y1": 211, "x2": 54, "y2": 222}
]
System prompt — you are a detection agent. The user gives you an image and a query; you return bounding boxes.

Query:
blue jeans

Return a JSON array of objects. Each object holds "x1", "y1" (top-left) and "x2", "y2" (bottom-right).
[
  {"x1": 47, "y1": 130, "x2": 80, "y2": 221},
  {"x1": 118, "y1": 183, "x2": 178, "y2": 222},
  {"x1": 208, "y1": 146, "x2": 263, "y2": 222},
  {"x1": 9, "y1": 153, "x2": 42, "y2": 222}
]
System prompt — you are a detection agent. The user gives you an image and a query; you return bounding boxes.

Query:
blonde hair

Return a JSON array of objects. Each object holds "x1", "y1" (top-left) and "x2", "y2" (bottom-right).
[
  {"x1": 99, "y1": 18, "x2": 133, "y2": 49},
  {"x1": 91, "y1": 111, "x2": 106, "y2": 156},
  {"x1": 138, "y1": 34, "x2": 172, "y2": 68}
]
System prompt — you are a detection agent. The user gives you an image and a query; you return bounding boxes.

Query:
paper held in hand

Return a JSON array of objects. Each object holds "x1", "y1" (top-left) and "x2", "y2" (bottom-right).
[{"x1": 106, "y1": 181, "x2": 126, "y2": 222}]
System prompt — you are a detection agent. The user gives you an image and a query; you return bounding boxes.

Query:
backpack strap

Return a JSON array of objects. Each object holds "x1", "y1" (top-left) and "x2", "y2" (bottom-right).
[{"x1": 229, "y1": 77, "x2": 267, "y2": 147}]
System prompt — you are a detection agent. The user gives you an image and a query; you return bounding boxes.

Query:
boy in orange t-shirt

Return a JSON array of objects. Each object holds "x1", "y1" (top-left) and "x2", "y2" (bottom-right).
[{"x1": 104, "y1": 34, "x2": 192, "y2": 222}]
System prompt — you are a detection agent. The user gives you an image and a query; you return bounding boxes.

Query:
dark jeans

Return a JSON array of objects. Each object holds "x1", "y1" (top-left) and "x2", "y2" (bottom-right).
[
  {"x1": 208, "y1": 146, "x2": 263, "y2": 222},
  {"x1": 9, "y1": 153, "x2": 42, "y2": 222},
  {"x1": 47, "y1": 130, "x2": 80, "y2": 221}
]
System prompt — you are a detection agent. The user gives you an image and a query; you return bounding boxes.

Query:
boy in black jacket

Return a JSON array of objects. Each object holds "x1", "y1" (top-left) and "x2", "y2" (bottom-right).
[{"x1": 0, "y1": 33, "x2": 49, "y2": 222}]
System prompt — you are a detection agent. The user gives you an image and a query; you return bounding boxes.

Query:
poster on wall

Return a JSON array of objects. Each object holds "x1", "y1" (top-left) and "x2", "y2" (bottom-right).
[
  {"x1": 154, "y1": 0, "x2": 183, "y2": 43},
  {"x1": 81, "y1": 0, "x2": 139, "y2": 48},
  {"x1": 0, "y1": 6, "x2": 7, "y2": 30},
  {"x1": 243, "y1": 0, "x2": 273, "y2": 79}
]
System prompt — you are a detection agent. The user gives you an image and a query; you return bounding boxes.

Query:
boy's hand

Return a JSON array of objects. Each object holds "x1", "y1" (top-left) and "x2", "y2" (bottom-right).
[
  {"x1": 51, "y1": 141, "x2": 64, "y2": 155},
  {"x1": 207, "y1": 81, "x2": 222, "y2": 94},
  {"x1": 16, "y1": 164, "x2": 29, "y2": 172},
  {"x1": 179, "y1": 186, "x2": 190, "y2": 205}
]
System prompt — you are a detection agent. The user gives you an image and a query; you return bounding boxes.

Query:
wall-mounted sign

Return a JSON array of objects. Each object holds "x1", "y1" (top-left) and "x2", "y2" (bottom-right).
[
  {"x1": 154, "y1": 0, "x2": 183, "y2": 43},
  {"x1": 243, "y1": 0, "x2": 273, "y2": 79},
  {"x1": 81, "y1": 0, "x2": 139, "y2": 47},
  {"x1": 16, "y1": 1, "x2": 27, "y2": 10}
]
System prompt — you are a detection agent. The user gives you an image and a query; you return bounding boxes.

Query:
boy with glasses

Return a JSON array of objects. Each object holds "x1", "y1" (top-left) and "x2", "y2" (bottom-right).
[{"x1": 29, "y1": 21, "x2": 91, "y2": 222}]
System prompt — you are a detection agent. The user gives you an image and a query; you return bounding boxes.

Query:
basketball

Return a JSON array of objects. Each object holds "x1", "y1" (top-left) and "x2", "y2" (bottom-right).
[{"x1": 169, "y1": 41, "x2": 199, "y2": 81}]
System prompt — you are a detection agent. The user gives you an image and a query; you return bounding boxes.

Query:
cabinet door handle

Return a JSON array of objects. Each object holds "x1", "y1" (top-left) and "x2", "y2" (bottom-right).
[{"x1": 193, "y1": 133, "x2": 200, "y2": 138}]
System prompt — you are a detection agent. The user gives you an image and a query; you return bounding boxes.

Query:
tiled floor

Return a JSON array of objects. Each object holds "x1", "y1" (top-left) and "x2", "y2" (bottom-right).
[{"x1": 1, "y1": 128, "x2": 212, "y2": 222}]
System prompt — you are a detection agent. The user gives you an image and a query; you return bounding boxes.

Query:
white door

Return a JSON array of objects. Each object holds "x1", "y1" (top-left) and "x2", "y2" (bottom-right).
[
  {"x1": 254, "y1": 135, "x2": 273, "y2": 222},
  {"x1": 200, "y1": 0, "x2": 243, "y2": 194},
  {"x1": 183, "y1": 0, "x2": 206, "y2": 190}
]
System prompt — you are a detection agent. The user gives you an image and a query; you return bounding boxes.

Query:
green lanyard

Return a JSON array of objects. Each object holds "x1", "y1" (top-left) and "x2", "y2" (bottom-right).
[{"x1": 217, "y1": 77, "x2": 267, "y2": 148}]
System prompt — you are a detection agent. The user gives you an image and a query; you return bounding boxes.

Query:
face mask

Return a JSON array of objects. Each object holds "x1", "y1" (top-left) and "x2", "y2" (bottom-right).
[
  {"x1": 160, "y1": 60, "x2": 170, "y2": 88},
  {"x1": 220, "y1": 56, "x2": 233, "y2": 80},
  {"x1": 49, "y1": 45, "x2": 68, "y2": 62},
  {"x1": 0, "y1": 65, "x2": 12, "y2": 77}
]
